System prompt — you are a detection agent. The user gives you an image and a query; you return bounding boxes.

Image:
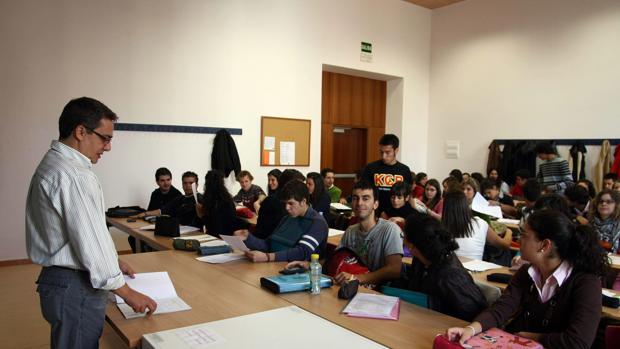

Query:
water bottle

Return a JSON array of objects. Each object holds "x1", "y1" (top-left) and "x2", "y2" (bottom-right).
[{"x1": 309, "y1": 253, "x2": 321, "y2": 294}]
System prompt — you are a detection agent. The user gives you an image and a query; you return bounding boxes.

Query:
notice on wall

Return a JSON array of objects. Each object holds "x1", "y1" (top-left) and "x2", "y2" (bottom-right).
[
  {"x1": 280, "y1": 141, "x2": 296, "y2": 165},
  {"x1": 264, "y1": 136, "x2": 276, "y2": 151}
]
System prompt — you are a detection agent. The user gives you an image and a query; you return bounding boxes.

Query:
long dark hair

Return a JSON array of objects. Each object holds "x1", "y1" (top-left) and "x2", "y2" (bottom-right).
[
  {"x1": 441, "y1": 191, "x2": 474, "y2": 238},
  {"x1": 267, "y1": 169, "x2": 282, "y2": 196},
  {"x1": 527, "y1": 209, "x2": 609, "y2": 276},
  {"x1": 306, "y1": 172, "x2": 327, "y2": 207},
  {"x1": 405, "y1": 212, "x2": 458, "y2": 266},
  {"x1": 423, "y1": 179, "x2": 442, "y2": 209},
  {"x1": 203, "y1": 170, "x2": 235, "y2": 214}
]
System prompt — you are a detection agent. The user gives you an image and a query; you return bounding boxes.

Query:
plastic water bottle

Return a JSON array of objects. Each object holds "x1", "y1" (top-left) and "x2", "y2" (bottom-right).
[{"x1": 309, "y1": 253, "x2": 321, "y2": 295}]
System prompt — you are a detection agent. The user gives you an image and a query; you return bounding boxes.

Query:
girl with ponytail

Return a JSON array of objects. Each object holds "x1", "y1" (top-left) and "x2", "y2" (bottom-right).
[
  {"x1": 401, "y1": 212, "x2": 487, "y2": 321},
  {"x1": 446, "y1": 209, "x2": 609, "y2": 348}
]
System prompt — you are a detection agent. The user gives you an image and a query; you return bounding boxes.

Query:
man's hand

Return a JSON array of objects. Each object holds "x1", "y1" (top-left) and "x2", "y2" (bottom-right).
[
  {"x1": 285, "y1": 260, "x2": 309, "y2": 270},
  {"x1": 114, "y1": 285, "x2": 157, "y2": 315},
  {"x1": 233, "y1": 229, "x2": 250, "y2": 241},
  {"x1": 334, "y1": 271, "x2": 358, "y2": 285},
  {"x1": 118, "y1": 259, "x2": 135, "y2": 278},
  {"x1": 244, "y1": 250, "x2": 268, "y2": 263}
]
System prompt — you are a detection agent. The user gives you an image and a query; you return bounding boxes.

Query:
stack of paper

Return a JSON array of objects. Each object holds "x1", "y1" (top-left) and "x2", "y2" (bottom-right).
[
  {"x1": 196, "y1": 252, "x2": 246, "y2": 264},
  {"x1": 342, "y1": 293, "x2": 400, "y2": 320},
  {"x1": 139, "y1": 224, "x2": 201, "y2": 235},
  {"x1": 115, "y1": 272, "x2": 191, "y2": 319},
  {"x1": 471, "y1": 192, "x2": 502, "y2": 219},
  {"x1": 462, "y1": 260, "x2": 503, "y2": 272}
]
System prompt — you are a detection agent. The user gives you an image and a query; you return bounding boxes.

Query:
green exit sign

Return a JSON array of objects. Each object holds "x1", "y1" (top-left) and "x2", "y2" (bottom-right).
[{"x1": 361, "y1": 42, "x2": 372, "y2": 53}]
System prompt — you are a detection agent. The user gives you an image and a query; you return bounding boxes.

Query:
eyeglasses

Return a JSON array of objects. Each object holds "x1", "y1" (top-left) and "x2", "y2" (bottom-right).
[
  {"x1": 598, "y1": 199, "x2": 615, "y2": 205},
  {"x1": 85, "y1": 127, "x2": 112, "y2": 144}
]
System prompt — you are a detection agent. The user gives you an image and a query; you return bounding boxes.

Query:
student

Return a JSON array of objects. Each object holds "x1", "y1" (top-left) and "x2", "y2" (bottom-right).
[
  {"x1": 147, "y1": 167, "x2": 183, "y2": 210},
  {"x1": 233, "y1": 170, "x2": 266, "y2": 213},
  {"x1": 244, "y1": 169, "x2": 305, "y2": 240},
  {"x1": 402, "y1": 212, "x2": 487, "y2": 321},
  {"x1": 588, "y1": 189, "x2": 620, "y2": 253},
  {"x1": 564, "y1": 185, "x2": 591, "y2": 219},
  {"x1": 449, "y1": 169, "x2": 463, "y2": 183},
  {"x1": 411, "y1": 172, "x2": 427, "y2": 199},
  {"x1": 481, "y1": 179, "x2": 516, "y2": 217},
  {"x1": 614, "y1": 180, "x2": 620, "y2": 193},
  {"x1": 461, "y1": 178, "x2": 479, "y2": 205},
  {"x1": 321, "y1": 167, "x2": 342, "y2": 203},
  {"x1": 535, "y1": 142, "x2": 573, "y2": 194},
  {"x1": 362, "y1": 134, "x2": 413, "y2": 215},
  {"x1": 237, "y1": 179, "x2": 328, "y2": 262},
  {"x1": 446, "y1": 210, "x2": 608, "y2": 349},
  {"x1": 576, "y1": 178, "x2": 596, "y2": 199},
  {"x1": 462, "y1": 172, "x2": 471, "y2": 183},
  {"x1": 420, "y1": 179, "x2": 443, "y2": 220},
  {"x1": 603, "y1": 173, "x2": 617, "y2": 190},
  {"x1": 516, "y1": 178, "x2": 542, "y2": 229},
  {"x1": 254, "y1": 168, "x2": 281, "y2": 213},
  {"x1": 381, "y1": 181, "x2": 415, "y2": 225},
  {"x1": 442, "y1": 176, "x2": 461, "y2": 194},
  {"x1": 306, "y1": 172, "x2": 331, "y2": 216},
  {"x1": 333, "y1": 180, "x2": 403, "y2": 286},
  {"x1": 442, "y1": 191, "x2": 512, "y2": 261},
  {"x1": 200, "y1": 170, "x2": 247, "y2": 237},
  {"x1": 510, "y1": 169, "x2": 530, "y2": 199},
  {"x1": 487, "y1": 168, "x2": 510, "y2": 198},
  {"x1": 470, "y1": 172, "x2": 485, "y2": 185},
  {"x1": 137, "y1": 171, "x2": 204, "y2": 228}
]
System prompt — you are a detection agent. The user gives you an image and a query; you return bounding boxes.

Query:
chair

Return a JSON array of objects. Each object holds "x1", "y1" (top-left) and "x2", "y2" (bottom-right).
[
  {"x1": 474, "y1": 280, "x2": 501, "y2": 306},
  {"x1": 380, "y1": 285, "x2": 429, "y2": 308},
  {"x1": 606, "y1": 325, "x2": 620, "y2": 349}
]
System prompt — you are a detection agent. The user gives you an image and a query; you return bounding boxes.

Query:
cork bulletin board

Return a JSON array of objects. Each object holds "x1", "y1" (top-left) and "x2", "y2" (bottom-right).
[{"x1": 260, "y1": 116, "x2": 311, "y2": 166}]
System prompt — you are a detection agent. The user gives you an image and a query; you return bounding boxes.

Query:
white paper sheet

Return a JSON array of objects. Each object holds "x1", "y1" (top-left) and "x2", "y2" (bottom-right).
[
  {"x1": 330, "y1": 202, "x2": 352, "y2": 211},
  {"x1": 462, "y1": 259, "x2": 504, "y2": 272},
  {"x1": 117, "y1": 296, "x2": 191, "y2": 319},
  {"x1": 220, "y1": 235, "x2": 249, "y2": 252},
  {"x1": 497, "y1": 218, "x2": 520, "y2": 225},
  {"x1": 191, "y1": 182, "x2": 199, "y2": 203},
  {"x1": 471, "y1": 192, "x2": 503, "y2": 219},
  {"x1": 268, "y1": 151, "x2": 275, "y2": 165},
  {"x1": 263, "y1": 136, "x2": 276, "y2": 151},
  {"x1": 328, "y1": 228, "x2": 345, "y2": 237},
  {"x1": 115, "y1": 272, "x2": 178, "y2": 304},
  {"x1": 196, "y1": 252, "x2": 246, "y2": 264},
  {"x1": 608, "y1": 253, "x2": 620, "y2": 266},
  {"x1": 279, "y1": 141, "x2": 295, "y2": 165},
  {"x1": 342, "y1": 293, "x2": 398, "y2": 318}
]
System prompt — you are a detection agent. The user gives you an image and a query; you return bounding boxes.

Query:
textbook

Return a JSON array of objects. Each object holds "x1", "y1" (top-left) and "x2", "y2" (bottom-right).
[{"x1": 260, "y1": 273, "x2": 332, "y2": 294}]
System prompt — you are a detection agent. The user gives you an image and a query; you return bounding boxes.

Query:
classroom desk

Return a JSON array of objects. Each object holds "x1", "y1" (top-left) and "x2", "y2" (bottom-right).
[
  {"x1": 107, "y1": 216, "x2": 192, "y2": 251},
  {"x1": 108, "y1": 251, "x2": 291, "y2": 348}
]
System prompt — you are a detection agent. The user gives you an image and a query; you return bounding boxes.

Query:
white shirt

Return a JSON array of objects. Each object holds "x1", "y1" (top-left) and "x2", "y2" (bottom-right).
[
  {"x1": 528, "y1": 260, "x2": 573, "y2": 303},
  {"x1": 455, "y1": 216, "x2": 488, "y2": 261},
  {"x1": 26, "y1": 140, "x2": 124, "y2": 290}
]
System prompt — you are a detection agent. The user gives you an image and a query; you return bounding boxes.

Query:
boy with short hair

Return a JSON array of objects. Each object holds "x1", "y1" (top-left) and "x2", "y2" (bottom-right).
[
  {"x1": 509, "y1": 169, "x2": 530, "y2": 199},
  {"x1": 234, "y1": 170, "x2": 266, "y2": 212},
  {"x1": 535, "y1": 142, "x2": 573, "y2": 194},
  {"x1": 321, "y1": 167, "x2": 342, "y2": 203},
  {"x1": 603, "y1": 172, "x2": 618, "y2": 190},
  {"x1": 380, "y1": 181, "x2": 415, "y2": 226},
  {"x1": 481, "y1": 179, "x2": 516, "y2": 217},
  {"x1": 147, "y1": 167, "x2": 183, "y2": 210}
]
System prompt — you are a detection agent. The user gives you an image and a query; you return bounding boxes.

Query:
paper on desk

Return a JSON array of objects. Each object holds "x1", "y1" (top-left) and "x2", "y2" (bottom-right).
[
  {"x1": 196, "y1": 252, "x2": 246, "y2": 264},
  {"x1": 221, "y1": 235, "x2": 249, "y2": 252},
  {"x1": 471, "y1": 192, "x2": 503, "y2": 219},
  {"x1": 341, "y1": 293, "x2": 400, "y2": 320},
  {"x1": 328, "y1": 228, "x2": 345, "y2": 237},
  {"x1": 330, "y1": 202, "x2": 352, "y2": 211},
  {"x1": 463, "y1": 260, "x2": 504, "y2": 272},
  {"x1": 117, "y1": 296, "x2": 191, "y2": 319},
  {"x1": 114, "y1": 272, "x2": 178, "y2": 304},
  {"x1": 174, "y1": 234, "x2": 218, "y2": 242},
  {"x1": 139, "y1": 224, "x2": 201, "y2": 235}
]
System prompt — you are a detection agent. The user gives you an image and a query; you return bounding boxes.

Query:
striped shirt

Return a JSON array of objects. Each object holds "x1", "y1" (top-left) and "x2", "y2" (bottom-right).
[
  {"x1": 537, "y1": 157, "x2": 573, "y2": 194},
  {"x1": 26, "y1": 140, "x2": 124, "y2": 290}
]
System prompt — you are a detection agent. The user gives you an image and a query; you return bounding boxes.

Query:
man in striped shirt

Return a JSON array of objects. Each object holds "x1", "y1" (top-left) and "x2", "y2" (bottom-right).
[
  {"x1": 26, "y1": 97, "x2": 157, "y2": 348},
  {"x1": 535, "y1": 142, "x2": 574, "y2": 195}
]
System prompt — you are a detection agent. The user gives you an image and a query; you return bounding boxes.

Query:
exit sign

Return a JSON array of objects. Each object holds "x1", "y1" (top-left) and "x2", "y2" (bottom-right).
[{"x1": 361, "y1": 41, "x2": 372, "y2": 63}]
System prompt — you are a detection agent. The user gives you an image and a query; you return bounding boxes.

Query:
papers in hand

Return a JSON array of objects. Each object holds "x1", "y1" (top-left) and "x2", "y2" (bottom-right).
[
  {"x1": 140, "y1": 224, "x2": 201, "y2": 235},
  {"x1": 196, "y1": 252, "x2": 246, "y2": 264},
  {"x1": 328, "y1": 228, "x2": 345, "y2": 237},
  {"x1": 220, "y1": 235, "x2": 249, "y2": 252},
  {"x1": 342, "y1": 293, "x2": 400, "y2": 320},
  {"x1": 115, "y1": 272, "x2": 191, "y2": 319},
  {"x1": 191, "y1": 182, "x2": 199, "y2": 203},
  {"x1": 471, "y1": 192, "x2": 502, "y2": 219},
  {"x1": 462, "y1": 259, "x2": 503, "y2": 272}
]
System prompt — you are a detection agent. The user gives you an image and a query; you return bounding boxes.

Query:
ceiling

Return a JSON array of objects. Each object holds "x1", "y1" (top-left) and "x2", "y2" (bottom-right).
[{"x1": 405, "y1": 0, "x2": 465, "y2": 10}]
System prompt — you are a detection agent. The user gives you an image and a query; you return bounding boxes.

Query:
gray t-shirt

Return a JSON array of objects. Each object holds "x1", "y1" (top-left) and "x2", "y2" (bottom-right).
[{"x1": 338, "y1": 218, "x2": 404, "y2": 272}]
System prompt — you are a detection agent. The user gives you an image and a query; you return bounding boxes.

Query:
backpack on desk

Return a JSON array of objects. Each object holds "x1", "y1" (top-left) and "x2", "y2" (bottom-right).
[{"x1": 106, "y1": 205, "x2": 145, "y2": 218}]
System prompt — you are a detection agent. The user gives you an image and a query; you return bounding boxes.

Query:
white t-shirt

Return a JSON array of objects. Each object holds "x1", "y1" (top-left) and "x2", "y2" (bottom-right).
[{"x1": 455, "y1": 216, "x2": 488, "y2": 261}]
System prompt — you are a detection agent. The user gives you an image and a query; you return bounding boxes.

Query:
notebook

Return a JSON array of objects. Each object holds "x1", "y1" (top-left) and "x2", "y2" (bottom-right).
[{"x1": 341, "y1": 293, "x2": 400, "y2": 320}]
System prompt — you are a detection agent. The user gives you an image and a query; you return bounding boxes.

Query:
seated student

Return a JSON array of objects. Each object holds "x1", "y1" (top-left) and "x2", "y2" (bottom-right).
[
  {"x1": 129, "y1": 167, "x2": 183, "y2": 252},
  {"x1": 564, "y1": 185, "x2": 591, "y2": 220},
  {"x1": 509, "y1": 169, "x2": 530, "y2": 199},
  {"x1": 470, "y1": 172, "x2": 485, "y2": 185},
  {"x1": 442, "y1": 191, "x2": 512, "y2": 261},
  {"x1": 306, "y1": 172, "x2": 331, "y2": 216},
  {"x1": 199, "y1": 170, "x2": 247, "y2": 237},
  {"x1": 481, "y1": 179, "x2": 516, "y2": 218},
  {"x1": 588, "y1": 189, "x2": 620, "y2": 253},
  {"x1": 419, "y1": 178, "x2": 443, "y2": 220},
  {"x1": 321, "y1": 168, "x2": 342, "y2": 203},
  {"x1": 449, "y1": 169, "x2": 463, "y2": 183},
  {"x1": 332, "y1": 180, "x2": 403, "y2": 286},
  {"x1": 516, "y1": 178, "x2": 542, "y2": 229},
  {"x1": 535, "y1": 142, "x2": 573, "y2": 194},
  {"x1": 411, "y1": 172, "x2": 428, "y2": 200},
  {"x1": 380, "y1": 181, "x2": 415, "y2": 226},
  {"x1": 442, "y1": 176, "x2": 461, "y2": 194},
  {"x1": 138, "y1": 171, "x2": 204, "y2": 228},
  {"x1": 603, "y1": 172, "x2": 617, "y2": 191},
  {"x1": 237, "y1": 179, "x2": 328, "y2": 262},
  {"x1": 461, "y1": 177, "x2": 479, "y2": 205},
  {"x1": 249, "y1": 169, "x2": 305, "y2": 239},
  {"x1": 462, "y1": 172, "x2": 471, "y2": 183},
  {"x1": 254, "y1": 168, "x2": 281, "y2": 213},
  {"x1": 576, "y1": 179, "x2": 596, "y2": 199},
  {"x1": 233, "y1": 170, "x2": 266, "y2": 213},
  {"x1": 402, "y1": 212, "x2": 487, "y2": 321},
  {"x1": 446, "y1": 209, "x2": 608, "y2": 349},
  {"x1": 487, "y1": 168, "x2": 510, "y2": 198}
]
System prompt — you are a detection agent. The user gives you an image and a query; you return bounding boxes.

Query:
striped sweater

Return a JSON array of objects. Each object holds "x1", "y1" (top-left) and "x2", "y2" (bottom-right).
[{"x1": 537, "y1": 157, "x2": 574, "y2": 194}]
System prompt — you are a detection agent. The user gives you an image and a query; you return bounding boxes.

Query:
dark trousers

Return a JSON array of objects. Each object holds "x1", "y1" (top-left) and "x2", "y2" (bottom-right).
[{"x1": 36, "y1": 266, "x2": 108, "y2": 349}]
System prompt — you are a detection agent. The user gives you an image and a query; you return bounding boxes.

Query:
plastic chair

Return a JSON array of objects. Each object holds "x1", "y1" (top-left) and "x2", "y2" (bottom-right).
[{"x1": 474, "y1": 280, "x2": 502, "y2": 306}]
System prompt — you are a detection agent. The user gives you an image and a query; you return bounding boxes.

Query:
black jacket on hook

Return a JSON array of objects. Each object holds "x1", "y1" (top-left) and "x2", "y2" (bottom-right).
[
  {"x1": 569, "y1": 141, "x2": 587, "y2": 181},
  {"x1": 211, "y1": 129, "x2": 241, "y2": 177}
]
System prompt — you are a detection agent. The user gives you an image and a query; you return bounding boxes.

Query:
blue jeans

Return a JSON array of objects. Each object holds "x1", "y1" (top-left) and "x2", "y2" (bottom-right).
[{"x1": 36, "y1": 266, "x2": 108, "y2": 349}]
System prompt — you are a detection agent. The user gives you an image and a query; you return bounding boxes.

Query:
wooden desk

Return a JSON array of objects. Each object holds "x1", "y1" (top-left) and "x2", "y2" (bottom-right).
[
  {"x1": 213, "y1": 259, "x2": 467, "y2": 348},
  {"x1": 108, "y1": 251, "x2": 290, "y2": 348}
]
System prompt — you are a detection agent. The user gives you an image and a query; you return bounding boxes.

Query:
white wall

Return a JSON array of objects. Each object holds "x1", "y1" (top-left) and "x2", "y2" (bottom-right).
[
  {"x1": 428, "y1": 0, "x2": 620, "y2": 179},
  {"x1": 0, "y1": 0, "x2": 431, "y2": 261}
]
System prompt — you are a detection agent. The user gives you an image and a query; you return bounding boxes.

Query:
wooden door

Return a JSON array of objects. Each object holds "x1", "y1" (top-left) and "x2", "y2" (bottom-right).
[{"x1": 332, "y1": 128, "x2": 367, "y2": 197}]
